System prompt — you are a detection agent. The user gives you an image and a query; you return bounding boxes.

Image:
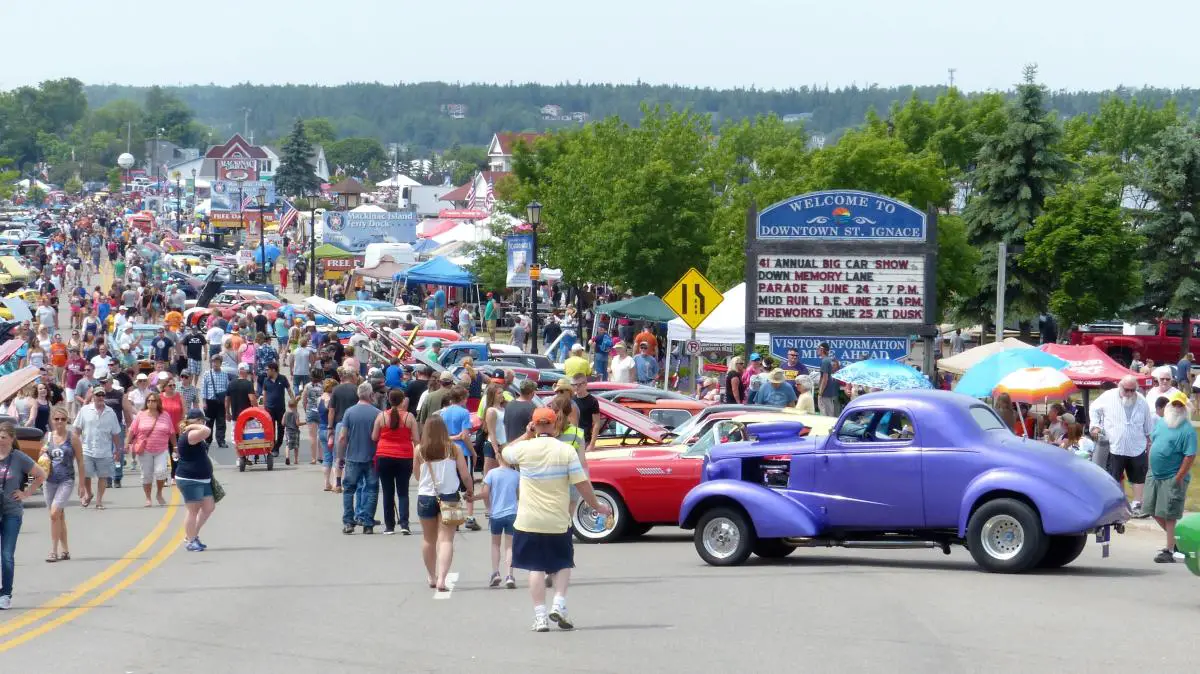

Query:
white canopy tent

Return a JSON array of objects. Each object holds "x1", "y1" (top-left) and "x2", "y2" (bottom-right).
[
  {"x1": 665, "y1": 283, "x2": 768, "y2": 345},
  {"x1": 375, "y1": 175, "x2": 421, "y2": 188}
]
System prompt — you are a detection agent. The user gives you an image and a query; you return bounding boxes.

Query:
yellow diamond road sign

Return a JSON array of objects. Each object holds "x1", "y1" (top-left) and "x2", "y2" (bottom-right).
[{"x1": 663, "y1": 268, "x2": 723, "y2": 330}]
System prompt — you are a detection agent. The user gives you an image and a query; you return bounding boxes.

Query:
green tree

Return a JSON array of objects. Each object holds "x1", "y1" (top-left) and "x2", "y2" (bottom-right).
[
  {"x1": 142, "y1": 86, "x2": 200, "y2": 146},
  {"x1": 444, "y1": 144, "x2": 488, "y2": 185},
  {"x1": 303, "y1": 117, "x2": 337, "y2": 147},
  {"x1": 1138, "y1": 120, "x2": 1200, "y2": 356},
  {"x1": 106, "y1": 167, "x2": 122, "y2": 193},
  {"x1": 275, "y1": 120, "x2": 321, "y2": 198},
  {"x1": 1021, "y1": 168, "x2": 1141, "y2": 327},
  {"x1": 326, "y1": 137, "x2": 387, "y2": 178},
  {"x1": 0, "y1": 158, "x2": 18, "y2": 200},
  {"x1": 960, "y1": 66, "x2": 1071, "y2": 327},
  {"x1": 935, "y1": 215, "x2": 980, "y2": 324},
  {"x1": 26, "y1": 184, "x2": 46, "y2": 206},
  {"x1": 64, "y1": 176, "x2": 83, "y2": 195},
  {"x1": 467, "y1": 216, "x2": 517, "y2": 291}
]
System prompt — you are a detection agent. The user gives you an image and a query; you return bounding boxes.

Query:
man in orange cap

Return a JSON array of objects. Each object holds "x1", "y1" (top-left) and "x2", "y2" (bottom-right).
[{"x1": 503, "y1": 406, "x2": 611, "y2": 633}]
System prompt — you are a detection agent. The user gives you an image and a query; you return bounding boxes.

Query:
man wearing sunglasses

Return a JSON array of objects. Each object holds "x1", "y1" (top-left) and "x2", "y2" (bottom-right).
[
  {"x1": 1145, "y1": 367, "x2": 1181, "y2": 413},
  {"x1": 1090, "y1": 375, "x2": 1155, "y2": 518}
]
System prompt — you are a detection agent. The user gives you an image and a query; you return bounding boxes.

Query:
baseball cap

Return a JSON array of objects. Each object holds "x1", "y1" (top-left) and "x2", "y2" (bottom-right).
[
  {"x1": 749, "y1": 353, "x2": 762, "y2": 361},
  {"x1": 135, "y1": 373, "x2": 148, "y2": 381},
  {"x1": 185, "y1": 408, "x2": 206, "y2": 421},
  {"x1": 1168, "y1": 391, "x2": 1189, "y2": 406},
  {"x1": 570, "y1": 343, "x2": 584, "y2": 352},
  {"x1": 532, "y1": 407, "x2": 557, "y2": 425},
  {"x1": 157, "y1": 372, "x2": 171, "y2": 381},
  {"x1": 238, "y1": 363, "x2": 251, "y2": 372},
  {"x1": 554, "y1": 378, "x2": 574, "y2": 392},
  {"x1": 438, "y1": 371, "x2": 454, "y2": 383},
  {"x1": 180, "y1": 371, "x2": 192, "y2": 379}
]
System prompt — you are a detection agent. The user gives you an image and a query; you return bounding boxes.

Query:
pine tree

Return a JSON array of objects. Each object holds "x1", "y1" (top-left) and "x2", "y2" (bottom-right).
[
  {"x1": 1138, "y1": 120, "x2": 1200, "y2": 356},
  {"x1": 959, "y1": 65, "x2": 1070, "y2": 327},
  {"x1": 275, "y1": 119, "x2": 321, "y2": 198}
]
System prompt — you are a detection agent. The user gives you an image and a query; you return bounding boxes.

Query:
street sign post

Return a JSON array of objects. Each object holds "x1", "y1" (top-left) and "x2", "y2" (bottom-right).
[{"x1": 664, "y1": 268, "x2": 724, "y2": 395}]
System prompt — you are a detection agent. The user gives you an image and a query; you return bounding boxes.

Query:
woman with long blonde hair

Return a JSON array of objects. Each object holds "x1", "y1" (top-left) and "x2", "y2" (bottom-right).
[
  {"x1": 414, "y1": 416, "x2": 472, "y2": 591},
  {"x1": 41, "y1": 405, "x2": 84, "y2": 562}
]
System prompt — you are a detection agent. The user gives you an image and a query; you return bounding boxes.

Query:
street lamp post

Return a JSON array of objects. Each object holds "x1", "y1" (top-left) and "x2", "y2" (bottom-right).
[
  {"x1": 190, "y1": 168, "x2": 197, "y2": 228},
  {"x1": 256, "y1": 186, "x2": 267, "y2": 284},
  {"x1": 526, "y1": 201, "x2": 541, "y2": 354},
  {"x1": 309, "y1": 193, "x2": 317, "y2": 295},
  {"x1": 174, "y1": 174, "x2": 182, "y2": 229}
]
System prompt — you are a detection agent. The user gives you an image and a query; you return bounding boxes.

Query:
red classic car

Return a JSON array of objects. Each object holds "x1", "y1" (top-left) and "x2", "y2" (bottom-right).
[{"x1": 572, "y1": 411, "x2": 836, "y2": 543}]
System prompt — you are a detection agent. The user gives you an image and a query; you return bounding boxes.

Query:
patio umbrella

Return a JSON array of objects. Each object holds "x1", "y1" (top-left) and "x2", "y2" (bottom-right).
[
  {"x1": 993, "y1": 367, "x2": 1078, "y2": 404},
  {"x1": 0, "y1": 339, "x2": 24, "y2": 366},
  {"x1": 832, "y1": 358, "x2": 931, "y2": 391},
  {"x1": 954, "y1": 349, "x2": 1069, "y2": 398},
  {"x1": 252, "y1": 244, "x2": 282, "y2": 264}
]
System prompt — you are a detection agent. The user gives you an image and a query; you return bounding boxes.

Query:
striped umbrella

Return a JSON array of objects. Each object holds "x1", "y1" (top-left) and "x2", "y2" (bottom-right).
[{"x1": 992, "y1": 367, "x2": 1078, "y2": 404}]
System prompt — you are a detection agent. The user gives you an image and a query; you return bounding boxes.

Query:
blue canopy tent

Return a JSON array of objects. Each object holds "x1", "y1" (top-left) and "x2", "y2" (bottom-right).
[
  {"x1": 394, "y1": 256, "x2": 475, "y2": 287},
  {"x1": 252, "y1": 243, "x2": 283, "y2": 265},
  {"x1": 411, "y1": 238, "x2": 439, "y2": 255}
]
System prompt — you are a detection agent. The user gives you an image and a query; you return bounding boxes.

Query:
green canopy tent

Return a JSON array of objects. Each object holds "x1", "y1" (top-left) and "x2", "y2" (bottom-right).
[
  {"x1": 594, "y1": 294, "x2": 676, "y2": 323},
  {"x1": 314, "y1": 243, "x2": 353, "y2": 259}
]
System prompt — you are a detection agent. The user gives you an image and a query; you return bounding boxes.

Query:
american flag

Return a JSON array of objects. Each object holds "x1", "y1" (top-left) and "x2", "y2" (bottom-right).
[
  {"x1": 279, "y1": 200, "x2": 299, "y2": 234},
  {"x1": 465, "y1": 180, "x2": 477, "y2": 209},
  {"x1": 484, "y1": 177, "x2": 496, "y2": 211},
  {"x1": 240, "y1": 193, "x2": 256, "y2": 209}
]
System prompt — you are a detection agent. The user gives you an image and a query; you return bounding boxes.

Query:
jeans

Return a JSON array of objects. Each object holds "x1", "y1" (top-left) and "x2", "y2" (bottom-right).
[
  {"x1": 377, "y1": 457, "x2": 413, "y2": 531},
  {"x1": 0, "y1": 514, "x2": 22, "y2": 597},
  {"x1": 594, "y1": 355, "x2": 608, "y2": 381},
  {"x1": 266, "y1": 406, "x2": 284, "y2": 454},
  {"x1": 292, "y1": 374, "x2": 309, "y2": 395},
  {"x1": 342, "y1": 460, "x2": 378, "y2": 527},
  {"x1": 204, "y1": 398, "x2": 227, "y2": 446},
  {"x1": 113, "y1": 434, "x2": 125, "y2": 483}
]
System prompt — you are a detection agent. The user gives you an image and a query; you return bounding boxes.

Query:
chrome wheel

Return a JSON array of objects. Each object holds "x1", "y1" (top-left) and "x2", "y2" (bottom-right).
[
  {"x1": 980, "y1": 514, "x2": 1025, "y2": 560},
  {"x1": 573, "y1": 492, "x2": 617, "y2": 540},
  {"x1": 701, "y1": 516, "x2": 742, "y2": 560}
]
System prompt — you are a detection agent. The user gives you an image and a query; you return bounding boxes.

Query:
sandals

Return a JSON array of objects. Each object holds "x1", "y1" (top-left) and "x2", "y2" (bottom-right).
[
  {"x1": 58, "y1": 552, "x2": 70, "y2": 561},
  {"x1": 81, "y1": 496, "x2": 91, "y2": 508},
  {"x1": 45, "y1": 553, "x2": 58, "y2": 563},
  {"x1": 95, "y1": 503, "x2": 106, "y2": 510}
]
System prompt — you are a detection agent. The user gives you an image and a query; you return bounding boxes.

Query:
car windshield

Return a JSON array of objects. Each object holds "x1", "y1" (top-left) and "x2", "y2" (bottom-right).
[{"x1": 970, "y1": 405, "x2": 1008, "y2": 432}]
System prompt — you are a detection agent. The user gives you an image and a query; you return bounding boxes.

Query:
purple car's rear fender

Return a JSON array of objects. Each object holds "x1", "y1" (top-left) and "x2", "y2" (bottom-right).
[
  {"x1": 680, "y1": 480, "x2": 824, "y2": 538},
  {"x1": 957, "y1": 468, "x2": 1127, "y2": 537}
]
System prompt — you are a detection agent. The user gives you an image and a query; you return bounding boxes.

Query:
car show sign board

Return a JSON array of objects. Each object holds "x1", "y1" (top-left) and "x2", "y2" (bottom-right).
[
  {"x1": 745, "y1": 190, "x2": 938, "y2": 374},
  {"x1": 663, "y1": 267, "x2": 724, "y2": 331}
]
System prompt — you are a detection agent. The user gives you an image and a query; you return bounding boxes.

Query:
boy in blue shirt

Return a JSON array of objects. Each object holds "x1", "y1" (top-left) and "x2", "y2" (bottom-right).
[
  {"x1": 439, "y1": 386, "x2": 482, "y2": 531},
  {"x1": 476, "y1": 452, "x2": 520, "y2": 588}
]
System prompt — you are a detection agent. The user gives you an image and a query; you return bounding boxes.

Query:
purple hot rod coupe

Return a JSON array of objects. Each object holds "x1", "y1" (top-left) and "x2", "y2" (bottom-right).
[{"x1": 679, "y1": 390, "x2": 1130, "y2": 573}]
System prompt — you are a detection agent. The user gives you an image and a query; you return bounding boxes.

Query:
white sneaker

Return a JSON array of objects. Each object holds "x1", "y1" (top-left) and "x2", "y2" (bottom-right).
[
  {"x1": 549, "y1": 605, "x2": 574, "y2": 630},
  {"x1": 531, "y1": 615, "x2": 549, "y2": 632},
  {"x1": 0, "y1": 595, "x2": 10, "y2": 610},
  {"x1": 1174, "y1": 548, "x2": 1186, "y2": 561}
]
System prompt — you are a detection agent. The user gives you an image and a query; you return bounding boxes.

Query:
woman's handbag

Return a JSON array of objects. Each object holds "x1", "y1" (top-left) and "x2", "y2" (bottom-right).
[
  {"x1": 210, "y1": 475, "x2": 225, "y2": 503},
  {"x1": 422, "y1": 446, "x2": 466, "y2": 526}
]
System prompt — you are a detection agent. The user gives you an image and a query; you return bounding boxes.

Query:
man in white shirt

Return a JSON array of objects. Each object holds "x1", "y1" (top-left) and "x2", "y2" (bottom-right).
[
  {"x1": 113, "y1": 306, "x2": 130, "y2": 336},
  {"x1": 35, "y1": 298, "x2": 57, "y2": 335},
  {"x1": 206, "y1": 323, "x2": 226, "y2": 360},
  {"x1": 1090, "y1": 375, "x2": 1155, "y2": 516},
  {"x1": 74, "y1": 387, "x2": 122, "y2": 509},
  {"x1": 90, "y1": 343, "x2": 114, "y2": 380},
  {"x1": 608, "y1": 342, "x2": 635, "y2": 383},
  {"x1": 1145, "y1": 366, "x2": 1180, "y2": 413}
]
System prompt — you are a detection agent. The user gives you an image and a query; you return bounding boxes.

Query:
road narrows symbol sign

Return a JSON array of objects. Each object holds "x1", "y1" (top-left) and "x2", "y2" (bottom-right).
[{"x1": 663, "y1": 268, "x2": 723, "y2": 331}]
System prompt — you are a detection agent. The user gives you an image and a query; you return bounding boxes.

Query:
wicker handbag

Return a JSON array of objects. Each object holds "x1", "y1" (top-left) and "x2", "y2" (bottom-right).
[{"x1": 423, "y1": 446, "x2": 466, "y2": 526}]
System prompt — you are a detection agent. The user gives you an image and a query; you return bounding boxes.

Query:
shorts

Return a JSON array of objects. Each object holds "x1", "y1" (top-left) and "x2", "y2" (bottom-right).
[
  {"x1": 176, "y1": 478, "x2": 213, "y2": 503},
  {"x1": 44, "y1": 479, "x2": 75, "y2": 509},
  {"x1": 483, "y1": 442, "x2": 498, "y2": 459},
  {"x1": 417, "y1": 493, "x2": 460, "y2": 520},
  {"x1": 139, "y1": 451, "x2": 170, "y2": 484},
  {"x1": 319, "y1": 427, "x2": 332, "y2": 466},
  {"x1": 1143, "y1": 476, "x2": 1189, "y2": 520},
  {"x1": 489, "y1": 513, "x2": 516, "y2": 536},
  {"x1": 512, "y1": 529, "x2": 575, "y2": 573},
  {"x1": 65, "y1": 388, "x2": 75, "y2": 403},
  {"x1": 1106, "y1": 452, "x2": 1148, "y2": 485},
  {"x1": 307, "y1": 411, "x2": 320, "y2": 424},
  {"x1": 84, "y1": 454, "x2": 114, "y2": 479}
]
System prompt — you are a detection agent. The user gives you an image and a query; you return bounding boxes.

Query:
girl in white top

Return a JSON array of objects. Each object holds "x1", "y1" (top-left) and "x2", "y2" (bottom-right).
[
  {"x1": 482, "y1": 383, "x2": 507, "y2": 476},
  {"x1": 608, "y1": 343, "x2": 635, "y2": 383},
  {"x1": 413, "y1": 416, "x2": 473, "y2": 592}
]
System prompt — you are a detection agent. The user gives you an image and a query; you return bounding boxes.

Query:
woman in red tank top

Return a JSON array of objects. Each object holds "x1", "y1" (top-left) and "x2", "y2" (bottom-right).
[{"x1": 372, "y1": 390, "x2": 421, "y2": 535}]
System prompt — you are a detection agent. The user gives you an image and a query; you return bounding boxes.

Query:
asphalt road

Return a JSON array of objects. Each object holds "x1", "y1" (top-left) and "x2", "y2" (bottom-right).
[
  {"x1": 0, "y1": 427, "x2": 1196, "y2": 673},
  {"x1": 3, "y1": 256, "x2": 1195, "y2": 672}
]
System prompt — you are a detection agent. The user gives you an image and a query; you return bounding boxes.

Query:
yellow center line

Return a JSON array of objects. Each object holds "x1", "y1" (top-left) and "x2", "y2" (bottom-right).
[
  {"x1": 0, "y1": 488, "x2": 182, "y2": 639},
  {"x1": 0, "y1": 518, "x2": 187, "y2": 653}
]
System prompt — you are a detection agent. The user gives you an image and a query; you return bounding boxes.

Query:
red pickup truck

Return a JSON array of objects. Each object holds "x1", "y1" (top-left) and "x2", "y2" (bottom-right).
[{"x1": 1068, "y1": 320, "x2": 1196, "y2": 366}]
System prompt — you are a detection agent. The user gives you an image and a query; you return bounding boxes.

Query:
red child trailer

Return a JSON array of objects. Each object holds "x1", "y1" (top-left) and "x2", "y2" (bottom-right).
[{"x1": 234, "y1": 407, "x2": 275, "y2": 471}]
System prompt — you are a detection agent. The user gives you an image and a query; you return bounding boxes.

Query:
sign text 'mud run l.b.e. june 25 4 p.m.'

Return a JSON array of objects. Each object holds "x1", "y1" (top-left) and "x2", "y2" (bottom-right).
[{"x1": 745, "y1": 190, "x2": 938, "y2": 374}]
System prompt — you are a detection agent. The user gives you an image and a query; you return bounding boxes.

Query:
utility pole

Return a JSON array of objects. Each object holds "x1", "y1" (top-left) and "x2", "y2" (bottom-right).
[
  {"x1": 995, "y1": 241, "x2": 1006, "y2": 344},
  {"x1": 948, "y1": 68, "x2": 957, "y2": 89},
  {"x1": 241, "y1": 108, "x2": 251, "y2": 138}
]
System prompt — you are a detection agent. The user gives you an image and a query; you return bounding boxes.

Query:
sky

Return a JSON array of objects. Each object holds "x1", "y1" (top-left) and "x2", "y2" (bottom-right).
[{"x1": 3, "y1": 0, "x2": 1198, "y2": 93}]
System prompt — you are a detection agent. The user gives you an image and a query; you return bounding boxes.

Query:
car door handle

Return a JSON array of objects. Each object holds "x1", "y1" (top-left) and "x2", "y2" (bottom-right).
[{"x1": 822, "y1": 455, "x2": 829, "y2": 464}]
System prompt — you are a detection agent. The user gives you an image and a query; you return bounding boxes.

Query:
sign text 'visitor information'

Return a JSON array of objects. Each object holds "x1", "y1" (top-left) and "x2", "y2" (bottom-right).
[{"x1": 755, "y1": 254, "x2": 926, "y2": 324}]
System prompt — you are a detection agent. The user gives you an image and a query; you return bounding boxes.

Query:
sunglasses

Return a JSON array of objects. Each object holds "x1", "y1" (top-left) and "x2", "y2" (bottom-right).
[
  {"x1": 52, "y1": 417, "x2": 67, "y2": 422},
  {"x1": 1120, "y1": 387, "x2": 1137, "y2": 393}
]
